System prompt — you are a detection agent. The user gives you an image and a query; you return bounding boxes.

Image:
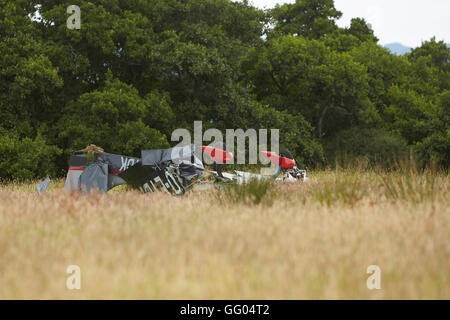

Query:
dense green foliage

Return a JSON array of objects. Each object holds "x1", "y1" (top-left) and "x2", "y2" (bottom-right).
[{"x1": 0, "y1": 0, "x2": 448, "y2": 179}]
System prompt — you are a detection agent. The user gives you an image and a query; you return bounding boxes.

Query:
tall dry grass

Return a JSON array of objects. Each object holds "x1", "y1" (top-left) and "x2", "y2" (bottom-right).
[{"x1": 0, "y1": 170, "x2": 448, "y2": 299}]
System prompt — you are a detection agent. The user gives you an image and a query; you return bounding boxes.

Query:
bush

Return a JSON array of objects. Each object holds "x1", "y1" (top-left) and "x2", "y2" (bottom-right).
[{"x1": 0, "y1": 133, "x2": 62, "y2": 181}]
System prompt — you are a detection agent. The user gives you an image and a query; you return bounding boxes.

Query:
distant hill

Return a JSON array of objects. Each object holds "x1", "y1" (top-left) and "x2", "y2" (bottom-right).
[
  {"x1": 384, "y1": 42, "x2": 450, "y2": 55},
  {"x1": 384, "y1": 43, "x2": 412, "y2": 55}
]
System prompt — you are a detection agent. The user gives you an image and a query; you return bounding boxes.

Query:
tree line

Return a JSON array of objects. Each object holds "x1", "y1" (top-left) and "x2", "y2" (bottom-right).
[{"x1": 0, "y1": 0, "x2": 449, "y2": 180}]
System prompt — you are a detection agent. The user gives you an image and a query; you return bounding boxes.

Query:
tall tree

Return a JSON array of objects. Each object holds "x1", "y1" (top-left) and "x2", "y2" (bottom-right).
[
  {"x1": 241, "y1": 36, "x2": 375, "y2": 139},
  {"x1": 270, "y1": 0, "x2": 342, "y2": 39},
  {"x1": 346, "y1": 18, "x2": 378, "y2": 43}
]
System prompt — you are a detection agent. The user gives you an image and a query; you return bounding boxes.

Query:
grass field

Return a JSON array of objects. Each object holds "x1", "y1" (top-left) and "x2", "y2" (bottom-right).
[{"x1": 0, "y1": 168, "x2": 449, "y2": 299}]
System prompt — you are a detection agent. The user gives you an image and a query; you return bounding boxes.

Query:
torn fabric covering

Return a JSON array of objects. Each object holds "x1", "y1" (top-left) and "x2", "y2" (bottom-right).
[
  {"x1": 80, "y1": 162, "x2": 109, "y2": 193},
  {"x1": 141, "y1": 144, "x2": 204, "y2": 180},
  {"x1": 107, "y1": 174, "x2": 126, "y2": 191},
  {"x1": 64, "y1": 151, "x2": 141, "y2": 192},
  {"x1": 95, "y1": 152, "x2": 140, "y2": 190}
]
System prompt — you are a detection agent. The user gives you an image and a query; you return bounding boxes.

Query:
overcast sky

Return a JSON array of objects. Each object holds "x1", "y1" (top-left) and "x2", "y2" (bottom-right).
[{"x1": 244, "y1": 0, "x2": 450, "y2": 47}]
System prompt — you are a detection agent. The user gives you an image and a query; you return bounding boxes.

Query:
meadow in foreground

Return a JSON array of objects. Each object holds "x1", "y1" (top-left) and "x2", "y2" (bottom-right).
[{"x1": 0, "y1": 169, "x2": 448, "y2": 299}]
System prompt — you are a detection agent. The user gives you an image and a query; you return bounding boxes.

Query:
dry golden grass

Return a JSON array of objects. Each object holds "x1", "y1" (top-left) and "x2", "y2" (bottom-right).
[{"x1": 0, "y1": 170, "x2": 448, "y2": 299}]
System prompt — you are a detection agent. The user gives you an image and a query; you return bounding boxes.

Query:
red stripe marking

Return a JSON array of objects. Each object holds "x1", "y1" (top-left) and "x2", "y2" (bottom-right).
[{"x1": 69, "y1": 167, "x2": 121, "y2": 175}]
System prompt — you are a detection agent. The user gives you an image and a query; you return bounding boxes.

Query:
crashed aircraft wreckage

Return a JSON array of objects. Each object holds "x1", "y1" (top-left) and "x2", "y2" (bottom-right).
[{"x1": 63, "y1": 144, "x2": 308, "y2": 195}]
